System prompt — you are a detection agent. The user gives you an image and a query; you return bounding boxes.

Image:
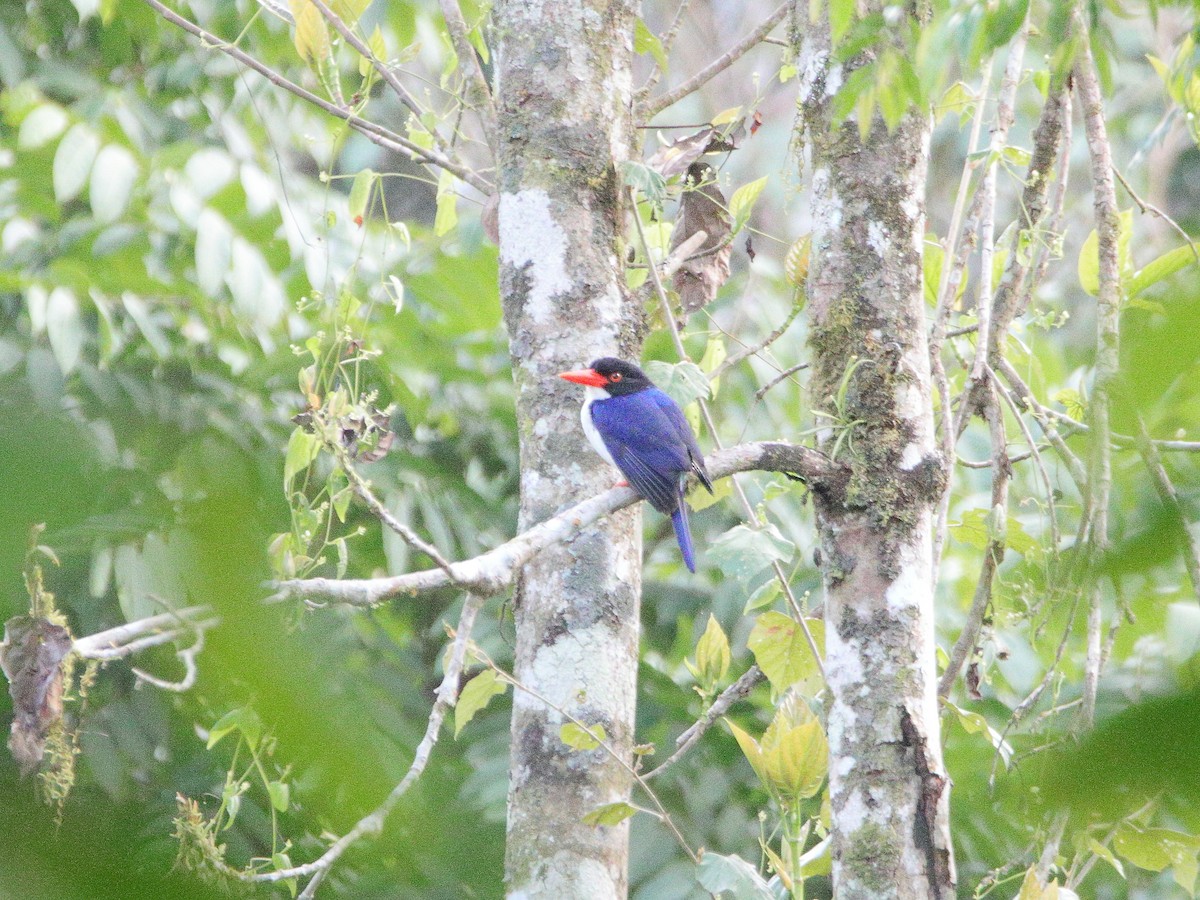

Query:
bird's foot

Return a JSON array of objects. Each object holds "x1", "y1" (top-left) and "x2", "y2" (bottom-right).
[{"x1": 614, "y1": 480, "x2": 629, "y2": 488}]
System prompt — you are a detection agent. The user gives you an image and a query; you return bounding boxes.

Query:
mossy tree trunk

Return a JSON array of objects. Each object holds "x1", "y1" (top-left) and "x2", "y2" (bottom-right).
[
  {"x1": 494, "y1": 1, "x2": 642, "y2": 897},
  {"x1": 796, "y1": 4, "x2": 957, "y2": 897}
]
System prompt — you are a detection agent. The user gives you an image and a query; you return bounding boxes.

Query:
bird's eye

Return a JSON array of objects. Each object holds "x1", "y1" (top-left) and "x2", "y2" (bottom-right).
[{"x1": 609, "y1": 373, "x2": 623, "y2": 383}]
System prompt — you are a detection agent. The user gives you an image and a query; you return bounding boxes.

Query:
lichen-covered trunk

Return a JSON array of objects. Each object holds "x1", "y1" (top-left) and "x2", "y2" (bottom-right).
[
  {"x1": 494, "y1": 2, "x2": 641, "y2": 897},
  {"x1": 796, "y1": 9, "x2": 956, "y2": 899}
]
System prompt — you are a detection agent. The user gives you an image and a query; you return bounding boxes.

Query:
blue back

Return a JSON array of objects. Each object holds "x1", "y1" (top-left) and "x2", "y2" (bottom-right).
[{"x1": 588, "y1": 387, "x2": 697, "y2": 515}]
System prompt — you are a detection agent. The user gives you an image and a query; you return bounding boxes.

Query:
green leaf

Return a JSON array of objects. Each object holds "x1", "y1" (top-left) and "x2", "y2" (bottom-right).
[
  {"x1": 284, "y1": 427, "x2": 321, "y2": 488},
  {"x1": 761, "y1": 711, "x2": 828, "y2": 802},
  {"x1": 747, "y1": 611, "x2": 824, "y2": 692},
  {"x1": 643, "y1": 360, "x2": 710, "y2": 408},
  {"x1": 1114, "y1": 824, "x2": 1200, "y2": 875},
  {"x1": 454, "y1": 669, "x2": 508, "y2": 738},
  {"x1": 699, "y1": 334, "x2": 727, "y2": 397},
  {"x1": 634, "y1": 18, "x2": 667, "y2": 73},
  {"x1": 359, "y1": 25, "x2": 387, "y2": 77},
  {"x1": 290, "y1": 0, "x2": 331, "y2": 63},
  {"x1": 944, "y1": 699, "x2": 1013, "y2": 768},
  {"x1": 1128, "y1": 244, "x2": 1199, "y2": 299},
  {"x1": 267, "y1": 780, "x2": 290, "y2": 813},
  {"x1": 1087, "y1": 838, "x2": 1125, "y2": 878},
  {"x1": 17, "y1": 103, "x2": 68, "y2": 149},
  {"x1": 195, "y1": 208, "x2": 233, "y2": 297},
  {"x1": 53, "y1": 123, "x2": 100, "y2": 203},
  {"x1": 829, "y1": 0, "x2": 856, "y2": 46},
  {"x1": 742, "y1": 579, "x2": 781, "y2": 614},
  {"x1": 582, "y1": 801, "x2": 637, "y2": 827},
  {"x1": 620, "y1": 160, "x2": 668, "y2": 209},
  {"x1": 707, "y1": 524, "x2": 794, "y2": 583},
  {"x1": 434, "y1": 169, "x2": 458, "y2": 237},
  {"x1": 348, "y1": 168, "x2": 376, "y2": 221},
  {"x1": 207, "y1": 706, "x2": 264, "y2": 751},
  {"x1": 1077, "y1": 209, "x2": 1133, "y2": 297},
  {"x1": 560, "y1": 722, "x2": 606, "y2": 751},
  {"x1": 89, "y1": 144, "x2": 139, "y2": 224},
  {"x1": 695, "y1": 851, "x2": 777, "y2": 900},
  {"x1": 693, "y1": 614, "x2": 731, "y2": 689},
  {"x1": 687, "y1": 475, "x2": 730, "y2": 513},
  {"x1": 728, "y1": 175, "x2": 768, "y2": 234},
  {"x1": 45, "y1": 287, "x2": 84, "y2": 375}
]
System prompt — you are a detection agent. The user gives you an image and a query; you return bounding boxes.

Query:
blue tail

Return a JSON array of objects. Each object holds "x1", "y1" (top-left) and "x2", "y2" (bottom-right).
[{"x1": 671, "y1": 506, "x2": 697, "y2": 573}]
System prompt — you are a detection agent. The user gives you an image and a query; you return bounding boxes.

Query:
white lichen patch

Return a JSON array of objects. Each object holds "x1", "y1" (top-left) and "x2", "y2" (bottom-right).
[
  {"x1": 867, "y1": 220, "x2": 888, "y2": 257},
  {"x1": 499, "y1": 190, "x2": 571, "y2": 322},
  {"x1": 884, "y1": 536, "x2": 929, "y2": 615},
  {"x1": 514, "y1": 622, "x2": 632, "y2": 720}
]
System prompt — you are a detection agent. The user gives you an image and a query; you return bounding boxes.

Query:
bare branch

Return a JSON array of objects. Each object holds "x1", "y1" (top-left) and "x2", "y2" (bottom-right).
[
  {"x1": 640, "y1": 2, "x2": 789, "y2": 120},
  {"x1": 645, "y1": 665, "x2": 765, "y2": 780},
  {"x1": 270, "y1": 441, "x2": 841, "y2": 607},
  {"x1": 437, "y1": 0, "x2": 498, "y2": 149},
  {"x1": 1113, "y1": 166, "x2": 1200, "y2": 265},
  {"x1": 1074, "y1": 0, "x2": 1122, "y2": 728},
  {"x1": 939, "y1": 390, "x2": 1009, "y2": 698},
  {"x1": 132, "y1": 627, "x2": 205, "y2": 693},
  {"x1": 636, "y1": 0, "x2": 694, "y2": 98},
  {"x1": 72, "y1": 607, "x2": 217, "y2": 660},
  {"x1": 1134, "y1": 416, "x2": 1200, "y2": 603},
  {"x1": 328, "y1": 438, "x2": 460, "y2": 582},
  {"x1": 250, "y1": 592, "x2": 488, "y2": 893},
  {"x1": 141, "y1": 0, "x2": 492, "y2": 194},
  {"x1": 754, "y1": 360, "x2": 810, "y2": 401}
]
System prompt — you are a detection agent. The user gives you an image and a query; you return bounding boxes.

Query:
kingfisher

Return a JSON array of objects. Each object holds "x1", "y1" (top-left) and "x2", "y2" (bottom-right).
[{"x1": 558, "y1": 357, "x2": 713, "y2": 572}]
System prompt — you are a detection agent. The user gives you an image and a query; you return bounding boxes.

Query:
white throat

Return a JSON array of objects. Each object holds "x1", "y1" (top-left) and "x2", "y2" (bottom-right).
[{"x1": 580, "y1": 386, "x2": 616, "y2": 466}]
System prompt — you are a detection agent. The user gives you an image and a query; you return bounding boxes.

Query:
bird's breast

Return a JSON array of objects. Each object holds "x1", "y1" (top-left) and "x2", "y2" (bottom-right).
[{"x1": 580, "y1": 390, "x2": 617, "y2": 467}]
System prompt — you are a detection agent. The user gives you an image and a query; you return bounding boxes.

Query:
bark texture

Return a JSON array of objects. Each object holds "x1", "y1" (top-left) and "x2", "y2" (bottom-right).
[
  {"x1": 796, "y1": 9, "x2": 956, "y2": 898},
  {"x1": 494, "y1": 2, "x2": 641, "y2": 897}
]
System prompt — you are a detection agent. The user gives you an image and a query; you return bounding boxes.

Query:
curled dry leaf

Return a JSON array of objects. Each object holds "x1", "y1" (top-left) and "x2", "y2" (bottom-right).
[
  {"x1": 0, "y1": 615, "x2": 73, "y2": 776},
  {"x1": 670, "y1": 163, "x2": 731, "y2": 315}
]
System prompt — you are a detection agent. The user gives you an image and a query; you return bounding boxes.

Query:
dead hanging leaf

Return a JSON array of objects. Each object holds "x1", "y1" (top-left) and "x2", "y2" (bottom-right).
[
  {"x1": 647, "y1": 128, "x2": 717, "y2": 180},
  {"x1": 670, "y1": 163, "x2": 732, "y2": 315},
  {"x1": 1, "y1": 616, "x2": 73, "y2": 777},
  {"x1": 340, "y1": 408, "x2": 395, "y2": 462}
]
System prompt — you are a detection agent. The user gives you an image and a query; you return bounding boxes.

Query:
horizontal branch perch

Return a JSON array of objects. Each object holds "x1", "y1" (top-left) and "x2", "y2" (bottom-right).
[{"x1": 269, "y1": 441, "x2": 838, "y2": 607}]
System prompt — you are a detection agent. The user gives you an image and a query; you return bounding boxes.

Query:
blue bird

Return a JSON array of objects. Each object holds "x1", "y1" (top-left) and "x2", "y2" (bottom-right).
[{"x1": 558, "y1": 357, "x2": 713, "y2": 572}]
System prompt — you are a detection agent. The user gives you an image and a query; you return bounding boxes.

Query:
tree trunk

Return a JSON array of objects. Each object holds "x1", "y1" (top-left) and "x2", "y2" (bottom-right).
[
  {"x1": 796, "y1": 8, "x2": 957, "y2": 898},
  {"x1": 494, "y1": 2, "x2": 641, "y2": 897}
]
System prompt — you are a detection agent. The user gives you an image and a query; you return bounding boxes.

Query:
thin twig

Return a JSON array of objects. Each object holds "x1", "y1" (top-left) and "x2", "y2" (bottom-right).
[
  {"x1": 630, "y1": 187, "x2": 826, "y2": 683},
  {"x1": 939, "y1": 389, "x2": 1009, "y2": 698},
  {"x1": 328, "y1": 438, "x2": 461, "y2": 583},
  {"x1": 754, "y1": 361, "x2": 810, "y2": 400},
  {"x1": 1113, "y1": 166, "x2": 1200, "y2": 264},
  {"x1": 1074, "y1": 0, "x2": 1122, "y2": 729},
  {"x1": 711, "y1": 299, "x2": 804, "y2": 380},
  {"x1": 249, "y1": 592, "x2": 488, "y2": 893},
  {"x1": 645, "y1": 665, "x2": 765, "y2": 780},
  {"x1": 637, "y1": 0, "x2": 694, "y2": 98},
  {"x1": 141, "y1": 0, "x2": 492, "y2": 194},
  {"x1": 640, "y1": 2, "x2": 790, "y2": 120},
  {"x1": 1134, "y1": 416, "x2": 1200, "y2": 602},
  {"x1": 436, "y1": 0, "x2": 498, "y2": 151},
  {"x1": 132, "y1": 627, "x2": 205, "y2": 692}
]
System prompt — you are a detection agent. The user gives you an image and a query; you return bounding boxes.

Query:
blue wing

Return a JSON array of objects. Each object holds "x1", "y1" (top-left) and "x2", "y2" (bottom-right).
[
  {"x1": 646, "y1": 389, "x2": 713, "y2": 493},
  {"x1": 589, "y1": 390, "x2": 692, "y2": 515}
]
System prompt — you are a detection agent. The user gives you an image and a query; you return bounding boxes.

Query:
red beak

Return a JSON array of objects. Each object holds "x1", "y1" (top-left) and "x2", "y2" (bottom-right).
[{"x1": 558, "y1": 368, "x2": 607, "y2": 388}]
